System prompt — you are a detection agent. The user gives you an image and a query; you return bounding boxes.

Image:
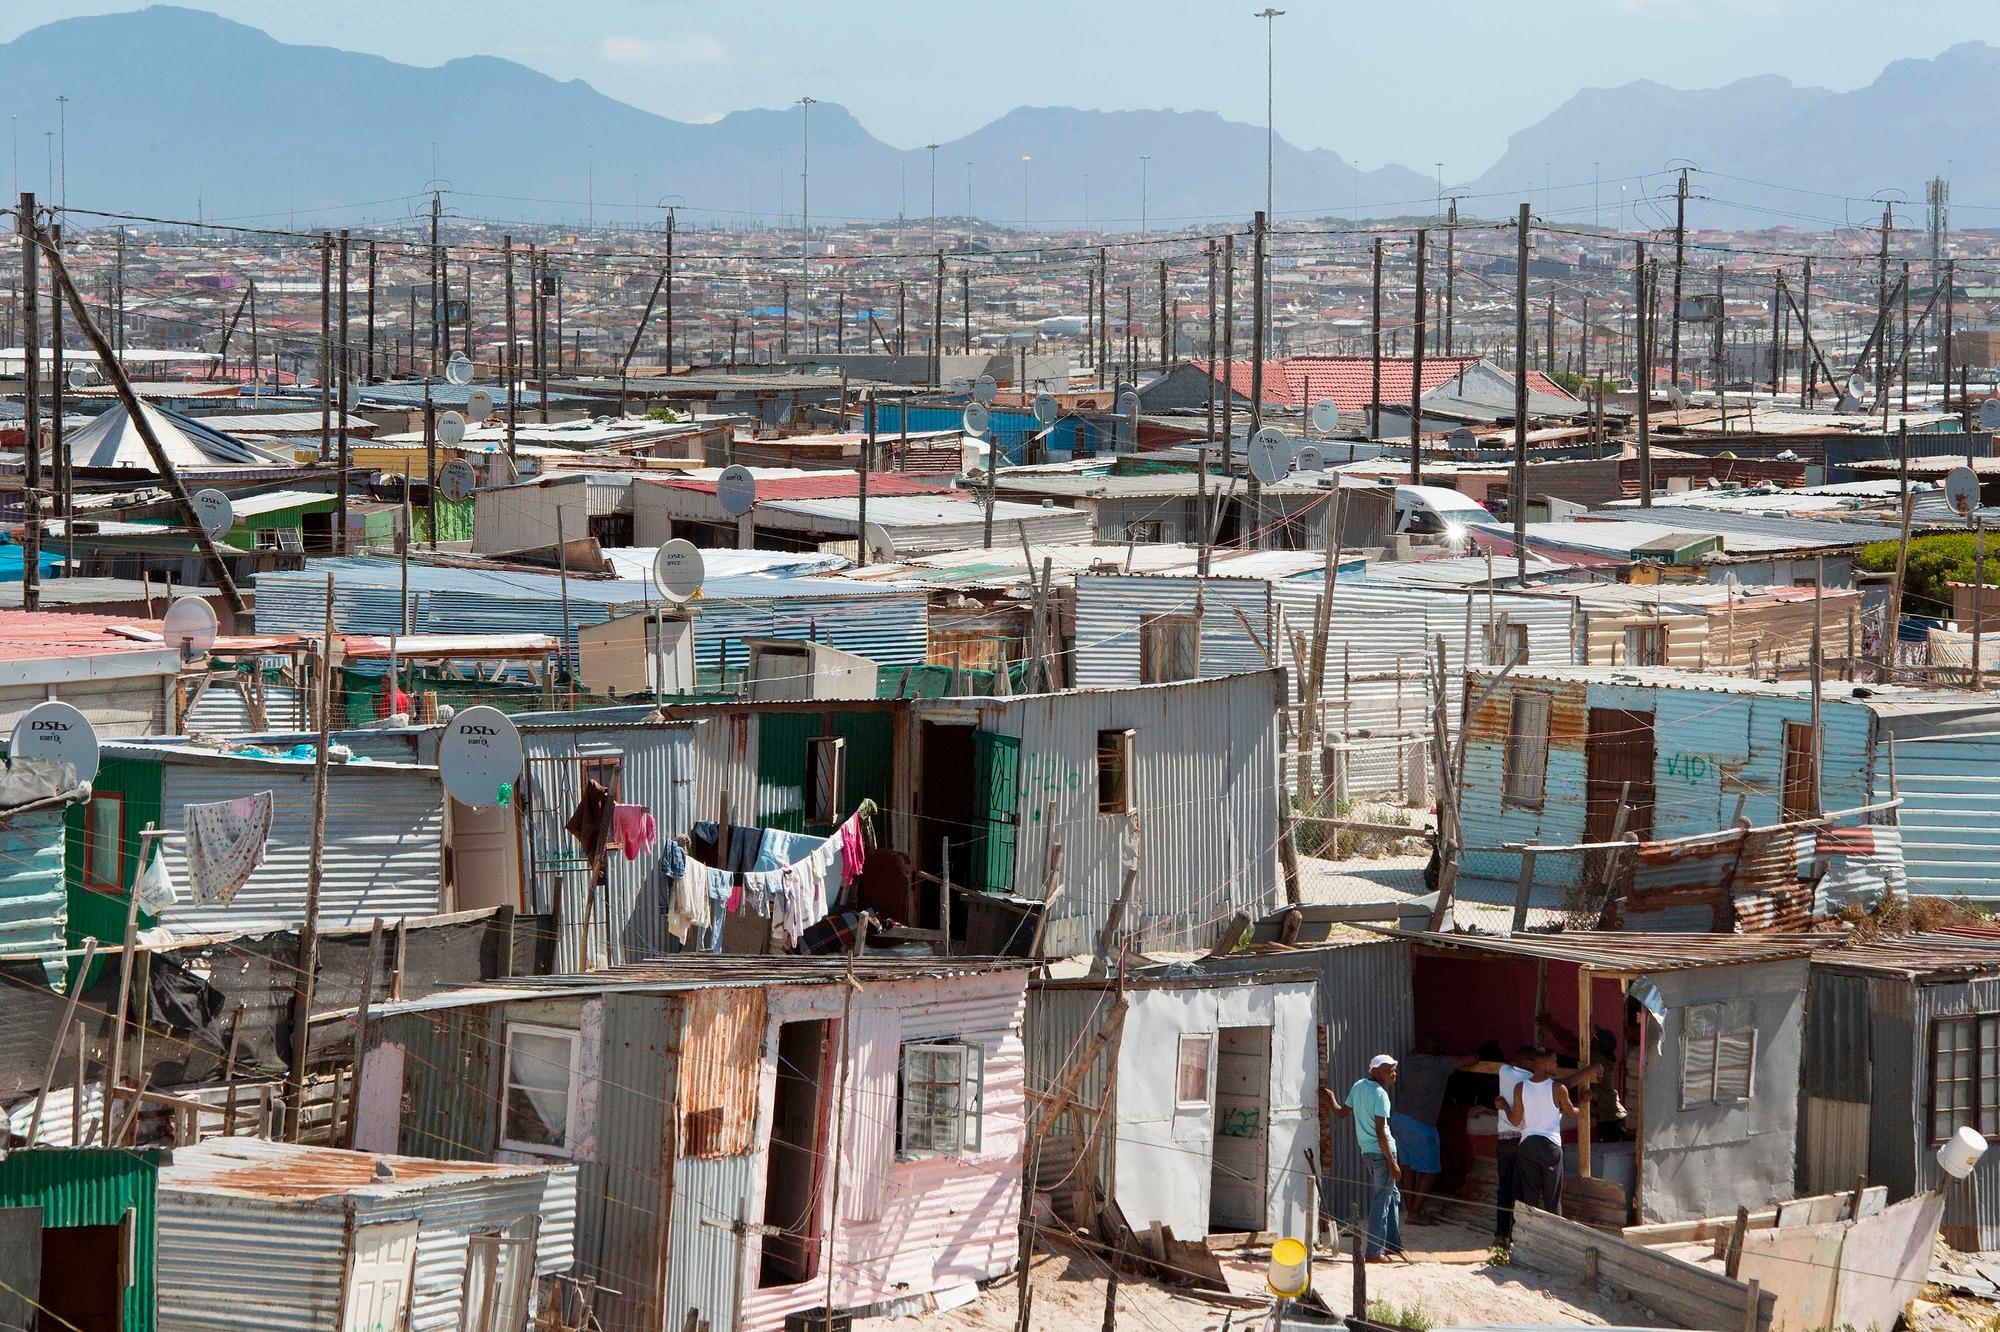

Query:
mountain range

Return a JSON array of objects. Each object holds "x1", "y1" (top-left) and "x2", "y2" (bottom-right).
[{"x1": 0, "y1": 6, "x2": 1991, "y2": 232}]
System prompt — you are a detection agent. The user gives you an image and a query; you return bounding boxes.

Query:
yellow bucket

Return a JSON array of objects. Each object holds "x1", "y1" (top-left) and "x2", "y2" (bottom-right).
[{"x1": 1267, "y1": 1236, "x2": 1310, "y2": 1297}]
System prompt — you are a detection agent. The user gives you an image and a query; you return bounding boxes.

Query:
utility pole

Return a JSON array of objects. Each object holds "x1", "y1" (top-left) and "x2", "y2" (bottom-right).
[
  {"x1": 1221, "y1": 233, "x2": 1235, "y2": 514},
  {"x1": 50, "y1": 223, "x2": 65, "y2": 570},
  {"x1": 1669, "y1": 167, "x2": 1688, "y2": 392},
  {"x1": 1712, "y1": 264, "x2": 1727, "y2": 430},
  {"x1": 1248, "y1": 211, "x2": 1267, "y2": 546},
  {"x1": 1444, "y1": 197, "x2": 1457, "y2": 355},
  {"x1": 1097, "y1": 248, "x2": 1108, "y2": 389},
  {"x1": 337, "y1": 230, "x2": 350, "y2": 554},
  {"x1": 1801, "y1": 256, "x2": 1815, "y2": 406},
  {"x1": 1944, "y1": 257, "x2": 1956, "y2": 408},
  {"x1": 1410, "y1": 229, "x2": 1427, "y2": 486},
  {"x1": 931, "y1": 252, "x2": 944, "y2": 386},
  {"x1": 1513, "y1": 204, "x2": 1529, "y2": 580},
  {"x1": 504, "y1": 235, "x2": 517, "y2": 459},
  {"x1": 1158, "y1": 258, "x2": 1169, "y2": 371},
  {"x1": 537, "y1": 255, "x2": 552, "y2": 423},
  {"x1": 429, "y1": 191, "x2": 441, "y2": 374},
  {"x1": 961, "y1": 270, "x2": 970, "y2": 354},
  {"x1": 1256, "y1": 8, "x2": 1284, "y2": 228},
  {"x1": 1635, "y1": 240, "x2": 1652, "y2": 507},
  {"x1": 799, "y1": 95, "x2": 816, "y2": 354},
  {"x1": 114, "y1": 228, "x2": 126, "y2": 358},
  {"x1": 1370, "y1": 237, "x2": 1383, "y2": 440},
  {"x1": 664, "y1": 207, "x2": 676, "y2": 377},
  {"x1": 318, "y1": 233, "x2": 331, "y2": 463},
  {"x1": 19, "y1": 194, "x2": 39, "y2": 612},
  {"x1": 926, "y1": 143, "x2": 938, "y2": 222},
  {"x1": 365, "y1": 241, "x2": 377, "y2": 383},
  {"x1": 1203, "y1": 238, "x2": 1217, "y2": 575}
]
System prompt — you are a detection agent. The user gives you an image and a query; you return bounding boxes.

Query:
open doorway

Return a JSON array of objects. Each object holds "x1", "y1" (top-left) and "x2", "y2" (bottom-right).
[
  {"x1": 1210, "y1": 1025, "x2": 1272, "y2": 1234},
  {"x1": 759, "y1": 1019, "x2": 833, "y2": 1287},
  {"x1": 39, "y1": 1221, "x2": 126, "y2": 1332}
]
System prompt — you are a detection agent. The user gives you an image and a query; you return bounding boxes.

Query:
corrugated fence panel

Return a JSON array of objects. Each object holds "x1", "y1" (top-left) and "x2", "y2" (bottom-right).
[
  {"x1": 665, "y1": 1153, "x2": 756, "y2": 1331},
  {"x1": 1072, "y1": 574, "x2": 1271, "y2": 689},
  {"x1": 1911, "y1": 978, "x2": 2000, "y2": 1248},
  {"x1": 1803, "y1": 969, "x2": 1872, "y2": 1102},
  {"x1": 1873, "y1": 734, "x2": 2000, "y2": 898},
  {"x1": 394, "y1": 1006, "x2": 499, "y2": 1163},
  {"x1": 153, "y1": 760, "x2": 444, "y2": 935},
  {"x1": 156, "y1": 1193, "x2": 343, "y2": 1332},
  {"x1": 584, "y1": 992, "x2": 673, "y2": 1332}
]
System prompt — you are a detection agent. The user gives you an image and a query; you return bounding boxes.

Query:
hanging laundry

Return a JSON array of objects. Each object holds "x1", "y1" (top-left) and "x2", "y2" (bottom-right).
[
  {"x1": 183, "y1": 791, "x2": 274, "y2": 906},
  {"x1": 613, "y1": 804, "x2": 658, "y2": 862},
  {"x1": 565, "y1": 780, "x2": 616, "y2": 873},
  {"x1": 663, "y1": 844, "x2": 715, "y2": 945},
  {"x1": 703, "y1": 869, "x2": 734, "y2": 953},
  {"x1": 839, "y1": 814, "x2": 867, "y2": 887},
  {"x1": 134, "y1": 844, "x2": 180, "y2": 915}
]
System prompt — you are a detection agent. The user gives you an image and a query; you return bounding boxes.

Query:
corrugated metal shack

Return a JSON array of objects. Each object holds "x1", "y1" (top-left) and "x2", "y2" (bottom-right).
[
  {"x1": 1802, "y1": 934, "x2": 2000, "y2": 1249},
  {"x1": 0, "y1": 608, "x2": 183, "y2": 738},
  {"x1": 0, "y1": 758, "x2": 87, "y2": 988},
  {"x1": 1401, "y1": 931, "x2": 1812, "y2": 1227},
  {"x1": 352, "y1": 956, "x2": 1031, "y2": 1332},
  {"x1": 1197, "y1": 928, "x2": 1414, "y2": 1227},
  {"x1": 154, "y1": 1138, "x2": 577, "y2": 1332},
  {"x1": 0, "y1": 1146, "x2": 161, "y2": 1332},
  {"x1": 253, "y1": 556, "x2": 931, "y2": 676},
  {"x1": 1026, "y1": 962, "x2": 1321, "y2": 1244}
]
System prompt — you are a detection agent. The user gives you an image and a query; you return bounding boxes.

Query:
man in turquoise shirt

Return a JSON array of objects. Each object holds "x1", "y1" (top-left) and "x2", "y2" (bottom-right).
[{"x1": 1348, "y1": 1054, "x2": 1403, "y2": 1260}]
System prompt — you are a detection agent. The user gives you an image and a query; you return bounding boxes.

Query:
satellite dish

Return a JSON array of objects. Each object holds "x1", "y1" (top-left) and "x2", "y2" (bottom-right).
[
  {"x1": 445, "y1": 352, "x2": 474, "y2": 386},
  {"x1": 161, "y1": 595, "x2": 219, "y2": 659},
  {"x1": 652, "y1": 538, "x2": 705, "y2": 604},
  {"x1": 973, "y1": 374, "x2": 998, "y2": 405},
  {"x1": 1295, "y1": 444, "x2": 1326, "y2": 473},
  {"x1": 1116, "y1": 390, "x2": 1141, "y2": 417},
  {"x1": 1979, "y1": 398, "x2": 2000, "y2": 431},
  {"x1": 190, "y1": 488, "x2": 234, "y2": 539},
  {"x1": 1248, "y1": 427, "x2": 1293, "y2": 485},
  {"x1": 963, "y1": 401, "x2": 990, "y2": 436},
  {"x1": 438, "y1": 411, "x2": 467, "y2": 447},
  {"x1": 465, "y1": 388, "x2": 495, "y2": 424},
  {"x1": 65, "y1": 365, "x2": 87, "y2": 391},
  {"x1": 1665, "y1": 385, "x2": 1687, "y2": 411},
  {"x1": 1447, "y1": 426, "x2": 1477, "y2": 450},
  {"x1": 861, "y1": 521, "x2": 897, "y2": 563},
  {"x1": 1846, "y1": 373, "x2": 1870, "y2": 399},
  {"x1": 1033, "y1": 393, "x2": 1059, "y2": 426},
  {"x1": 8, "y1": 700, "x2": 99, "y2": 784},
  {"x1": 1946, "y1": 466, "x2": 1980, "y2": 518},
  {"x1": 1838, "y1": 394, "x2": 1863, "y2": 413},
  {"x1": 716, "y1": 464, "x2": 757, "y2": 517},
  {"x1": 438, "y1": 705, "x2": 524, "y2": 810},
  {"x1": 1310, "y1": 399, "x2": 1341, "y2": 433},
  {"x1": 436, "y1": 457, "x2": 477, "y2": 503},
  {"x1": 948, "y1": 377, "x2": 971, "y2": 395}
]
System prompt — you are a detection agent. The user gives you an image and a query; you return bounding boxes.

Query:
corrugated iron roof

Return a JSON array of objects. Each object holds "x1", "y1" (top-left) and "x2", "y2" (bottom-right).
[
  {"x1": 659, "y1": 472, "x2": 950, "y2": 500},
  {"x1": 157, "y1": 1137, "x2": 557, "y2": 1201},
  {"x1": 1378, "y1": 927, "x2": 1816, "y2": 971},
  {"x1": 0, "y1": 609, "x2": 171, "y2": 662}
]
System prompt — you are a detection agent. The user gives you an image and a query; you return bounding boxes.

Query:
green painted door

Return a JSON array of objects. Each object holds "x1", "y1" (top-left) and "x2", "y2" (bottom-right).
[{"x1": 969, "y1": 731, "x2": 1021, "y2": 892}]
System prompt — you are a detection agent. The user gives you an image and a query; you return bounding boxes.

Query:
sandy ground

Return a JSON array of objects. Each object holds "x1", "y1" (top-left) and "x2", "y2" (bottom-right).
[{"x1": 883, "y1": 1217, "x2": 1671, "y2": 1330}]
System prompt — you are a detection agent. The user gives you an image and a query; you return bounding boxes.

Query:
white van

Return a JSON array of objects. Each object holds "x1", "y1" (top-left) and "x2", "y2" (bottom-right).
[{"x1": 1390, "y1": 483, "x2": 1496, "y2": 536}]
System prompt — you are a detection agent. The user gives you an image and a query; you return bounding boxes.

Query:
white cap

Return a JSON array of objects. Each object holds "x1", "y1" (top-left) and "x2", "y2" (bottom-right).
[{"x1": 1369, "y1": 1054, "x2": 1398, "y2": 1072}]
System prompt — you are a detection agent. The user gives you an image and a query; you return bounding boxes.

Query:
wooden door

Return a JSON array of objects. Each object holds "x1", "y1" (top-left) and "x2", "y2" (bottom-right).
[
  {"x1": 1585, "y1": 708, "x2": 1656, "y2": 883},
  {"x1": 344, "y1": 1221, "x2": 419, "y2": 1332}
]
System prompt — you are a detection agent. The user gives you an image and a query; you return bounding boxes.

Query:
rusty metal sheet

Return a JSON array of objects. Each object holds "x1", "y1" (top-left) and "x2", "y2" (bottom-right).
[{"x1": 677, "y1": 985, "x2": 766, "y2": 1158}]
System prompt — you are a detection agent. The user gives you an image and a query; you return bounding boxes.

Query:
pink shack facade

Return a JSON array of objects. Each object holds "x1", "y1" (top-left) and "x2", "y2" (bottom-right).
[{"x1": 350, "y1": 957, "x2": 1030, "y2": 1331}]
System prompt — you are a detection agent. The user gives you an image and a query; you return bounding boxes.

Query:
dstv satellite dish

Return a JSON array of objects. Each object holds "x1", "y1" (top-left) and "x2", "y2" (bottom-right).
[
  {"x1": 65, "y1": 365, "x2": 87, "y2": 391},
  {"x1": 652, "y1": 538, "x2": 705, "y2": 604},
  {"x1": 948, "y1": 377, "x2": 971, "y2": 395},
  {"x1": 1310, "y1": 399, "x2": 1341, "y2": 433},
  {"x1": 1946, "y1": 466, "x2": 1980, "y2": 518},
  {"x1": 716, "y1": 464, "x2": 758, "y2": 517},
  {"x1": 465, "y1": 388, "x2": 495, "y2": 424},
  {"x1": 973, "y1": 374, "x2": 997, "y2": 405},
  {"x1": 9, "y1": 700, "x2": 99, "y2": 784},
  {"x1": 438, "y1": 705, "x2": 524, "y2": 810},
  {"x1": 1116, "y1": 390, "x2": 1140, "y2": 416},
  {"x1": 1033, "y1": 392, "x2": 1059, "y2": 426},
  {"x1": 1665, "y1": 385, "x2": 1687, "y2": 411},
  {"x1": 161, "y1": 595, "x2": 219, "y2": 659},
  {"x1": 861, "y1": 521, "x2": 896, "y2": 563},
  {"x1": 436, "y1": 457, "x2": 477, "y2": 503},
  {"x1": 1447, "y1": 426, "x2": 1477, "y2": 450},
  {"x1": 1846, "y1": 373, "x2": 1870, "y2": 399},
  {"x1": 962, "y1": 401, "x2": 990, "y2": 436},
  {"x1": 1979, "y1": 398, "x2": 2000, "y2": 431},
  {"x1": 190, "y1": 488, "x2": 234, "y2": 539},
  {"x1": 1248, "y1": 427, "x2": 1293, "y2": 485},
  {"x1": 445, "y1": 352, "x2": 473, "y2": 386},
  {"x1": 1295, "y1": 444, "x2": 1326, "y2": 473},
  {"x1": 438, "y1": 411, "x2": 467, "y2": 447}
]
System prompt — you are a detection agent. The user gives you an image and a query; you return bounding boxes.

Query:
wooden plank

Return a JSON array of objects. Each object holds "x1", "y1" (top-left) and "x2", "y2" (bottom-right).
[{"x1": 1513, "y1": 1206, "x2": 1774, "y2": 1332}]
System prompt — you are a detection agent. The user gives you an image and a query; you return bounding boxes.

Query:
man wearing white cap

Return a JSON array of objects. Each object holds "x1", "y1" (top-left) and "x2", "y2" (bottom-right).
[{"x1": 1346, "y1": 1054, "x2": 1403, "y2": 1261}]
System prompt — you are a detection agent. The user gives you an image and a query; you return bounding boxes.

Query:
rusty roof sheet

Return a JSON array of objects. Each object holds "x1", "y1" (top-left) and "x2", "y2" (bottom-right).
[
  {"x1": 157, "y1": 1137, "x2": 559, "y2": 1202},
  {"x1": 1805, "y1": 932, "x2": 2000, "y2": 980},
  {"x1": 1378, "y1": 927, "x2": 1816, "y2": 971}
]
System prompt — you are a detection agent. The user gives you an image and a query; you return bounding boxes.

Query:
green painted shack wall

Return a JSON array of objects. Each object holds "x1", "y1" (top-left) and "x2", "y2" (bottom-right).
[
  {"x1": 0, "y1": 1147, "x2": 160, "y2": 1332},
  {"x1": 755, "y1": 710, "x2": 894, "y2": 834},
  {"x1": 65, "y1": 752, "x2": 164, "y2": 969}
]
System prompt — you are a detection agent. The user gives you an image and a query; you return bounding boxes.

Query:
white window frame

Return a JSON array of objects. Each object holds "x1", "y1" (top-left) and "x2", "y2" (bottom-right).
[
  {"x1": 1175, "y1": 1033, "x2": 1215, "y2": 1108},
  {"x1": 1624, "y1": 624, "x2": 1667, "y2": 667},
  {"x1": 462, "y1": 1227, "x2": 537, "y2": 1332},
  {"x1": 1502, "y1": 691, "x2": 1552, "y2": 810},
  {"x1": 806, "y1": 735, "x2": 847, "y2": 825},
  {"x1": 1678, "y1": 1000, "x2": 1757, "y2": 1109},
  {"x1": 1486, "y1": 619, "x2": 1529, "y2": 667},
  {"x1": 898, "y1": 1040, "x2": 985, "y2": 1159},
  {"x1": 1096, "y1": 728, "x2": 1136, "y2": 816},
  {"x1": 499, "y1": 1023, "x2": 582, "y2": 1158}
]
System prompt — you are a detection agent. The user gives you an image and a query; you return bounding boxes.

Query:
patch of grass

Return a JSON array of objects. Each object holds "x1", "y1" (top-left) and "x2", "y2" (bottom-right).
[
  {"x1": 1830, "y1": 893, "x2": 1989, "y2": 941},
  {"x1": 1365, "y1": 1299, "x2": 1435, "y2": 1332}
]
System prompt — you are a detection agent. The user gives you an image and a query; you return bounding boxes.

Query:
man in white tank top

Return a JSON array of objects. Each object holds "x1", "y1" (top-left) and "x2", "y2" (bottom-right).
[{"x1": 1503, "y1": 1046, "x2": 1598, "y2": 1217}]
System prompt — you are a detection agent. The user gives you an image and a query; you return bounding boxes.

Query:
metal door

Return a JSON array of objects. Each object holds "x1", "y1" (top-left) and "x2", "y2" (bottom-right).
[
  {"x1": 969, "y1": 731, "x2": 1021, "y2": 892},
  {"x1": 0, "y1": 1207, "x2": 40, "y2": 1332},
  {"x1": 343, "y1": 1220, "x2": 419, "y2": 1332},
  {"x1": 1585, "y1": 708, "x2": 1655, "y2": 883}
]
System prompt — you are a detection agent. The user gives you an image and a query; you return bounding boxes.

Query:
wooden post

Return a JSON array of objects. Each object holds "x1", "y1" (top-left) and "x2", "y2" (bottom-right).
[
  {"x1": 285, "y1": 573, "x2": 336, "y2": 1140},
  {"x1": 104, "y1": 836, "x2": 148, "y2": 1145},
  {"x1": 1576, "y1": 965, "x2": 1594, "y2": 1177},
  {"x1": 1100, "y1": 1261, "x2": 1119, "y2": 1332},
  {"x1": 222, "y1": 1003, "x2": 245, "y2": 1136},
  {"x1": 1742, "y1": 1278, "x2": 1761, "y2": 1332},
  {"x1": 1351, "y1": 1202, "x2": 1367, "y2": 1314},
  {"x1": 940, "y1": 837, "x2": 953, "y2": 956},
  {"x1": 27, "y1": 937, "x2": 96, "y2": 1145},
  {"x1": 1510, "y1": 849, "x2": 1539, "y2": 935},
  {"x1": 346, "y1": 918, "x2": 383, "y2": 1148},
  {"x1": 1723, "y1": 1204, "x2": 1749, "y2": 1278}
]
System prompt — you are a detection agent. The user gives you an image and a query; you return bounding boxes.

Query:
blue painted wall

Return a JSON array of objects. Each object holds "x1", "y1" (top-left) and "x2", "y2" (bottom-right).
[{"x1": 866, "y1": 401, "x2": 1105, "y2": 462}]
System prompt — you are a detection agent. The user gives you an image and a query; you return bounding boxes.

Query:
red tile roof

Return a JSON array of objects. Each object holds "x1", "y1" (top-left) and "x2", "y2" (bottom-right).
[
  {"x1": 658, "y1": 472, "x2": 956, "y2": 501},
  {"x1": 1192, "y1": 356, "x2": 1576, "y2": 411},
  {"x1": 0, "y1": 610, "x2": 167, "y2": 662}
]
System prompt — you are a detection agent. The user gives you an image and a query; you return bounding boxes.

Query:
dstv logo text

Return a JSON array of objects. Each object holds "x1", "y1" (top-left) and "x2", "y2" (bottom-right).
[{"x1": 29, "y1": 720, "x2": 72, "y2": 733}]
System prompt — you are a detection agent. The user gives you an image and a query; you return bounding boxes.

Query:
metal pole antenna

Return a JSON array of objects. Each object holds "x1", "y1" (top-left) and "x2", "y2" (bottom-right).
[
  {"x1": 1256, "y1": 9, "x2": 1284, "y2": 226},
  {"x1": 798, "y1": 95, "x2": 815, "y2": 354},
  {"x1": 54, "y1": 95, "x2": 66, "y2": 211},
  {"x1": 1140, "y1": 155, "x2": 1150, "y2": 234},
  {"x1": 926, "y1": 143, "x2": 938, "y2": 222}
]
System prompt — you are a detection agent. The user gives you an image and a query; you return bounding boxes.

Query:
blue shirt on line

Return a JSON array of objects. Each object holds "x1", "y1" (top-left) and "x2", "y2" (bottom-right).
[{"x1": 1348, "y1": 1077, "x2": 1396, "y2": 1157}]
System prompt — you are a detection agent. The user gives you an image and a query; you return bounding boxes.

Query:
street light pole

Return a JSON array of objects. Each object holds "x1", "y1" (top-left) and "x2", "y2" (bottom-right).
[
  {"x1": 798, "y1": 96, "x2": 816, "y2": 353},
  {"x1": 926, "y1": 142, "x2": 939, "y2": 223},
  {"x1": 1140, "y1": 154, "x2": 1151, "y2": 234},
  {"x1": 1255, "y1": 8, "x2": 1284, "y2": 227}
]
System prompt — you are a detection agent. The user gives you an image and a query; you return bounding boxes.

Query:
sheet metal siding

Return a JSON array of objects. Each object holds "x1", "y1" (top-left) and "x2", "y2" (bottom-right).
[
  {"x1": 1459, "y1": 676, "x2": 1592, "y2": 887},
  {"x1": 1072, "y1": 574, "x2": 1273, "y2": 688},
  {"x1": 873, "y1": 402, "x2": 1088, "y2": 461},
  {"x1": 1198, "y1": 940, "x2": 1413, "y2": 1223},
  {"x1": 151, "y1": 761, "x2": 444, "y2": 935},
  {"x1": 1023, "y1": 984, "x2": 1120, "y2": 1203},
  {"x1": 665, "y1": 1153, "x2": 755, "y2": 1331},
  {"x1": 391, "y1": 1007, "x2": 501, "y2": 1163},
  {"x1": 0, "y1": 1148, "x2": 160, "y2": 1332},
  {"x1": 680, "y1": 591, "x2": 928, "y2": 673},
  {"x1": 1866, "y1": 977, "x2": 1919, "y2": 1203},
  {"x1": 1802, "y1": 969, "x2": 1872, "y2": 1102},
  {"x1": 356, "y1": 1171, "x2": 580, "y2": 1332},
  {"x1": 1908, "y1": 978, "x2": 2000, "y2": 1248},
  {"x1": 586, "y1": 991, "x2": 675, "y2": 1332},
  {"x1": 0, "y1": 810, "x2": 67, "y2": 987},
  {"x1": 520, "y1": 723, "x2": 692, "y2": 970},
  {"x1": 156, "y1": 1194, "x2": 343, "y2": 1332},
  {"x1": 982, "y1": 672, "x2": 1284, "y2": 952},
  {"x1": 1873, "y1": 734, "x2": 2000, "y2": 898}
]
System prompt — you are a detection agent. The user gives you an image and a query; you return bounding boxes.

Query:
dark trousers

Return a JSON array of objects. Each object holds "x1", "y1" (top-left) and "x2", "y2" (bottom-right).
[
  {"x1": 1516, "y1": 1135, "x2": 1564, "y2": 1216},
  {"x1": 1494, "y1": 1135, "x2": 1520, "y2": 1240}
]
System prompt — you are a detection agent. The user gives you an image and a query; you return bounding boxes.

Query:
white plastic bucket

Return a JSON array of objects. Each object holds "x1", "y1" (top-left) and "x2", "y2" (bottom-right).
[{"x1": 1940, "y1": 1125, "x2": 1988, "y2": 1179}]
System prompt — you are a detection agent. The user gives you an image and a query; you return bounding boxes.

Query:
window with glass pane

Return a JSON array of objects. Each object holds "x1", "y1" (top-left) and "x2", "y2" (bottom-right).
[
  {"x1": 85, "y1": 794, "x2": 124, "y2": 889},
  {"x1": 1176, "y1": 1034, "x2": 1212, "y2": 1106},
  {"x1": 1982, "y1": 1016, "x2": 2000, "y2": 1138},
  {"x1": 500, "y1": 1025, "x2": 578, "y2": 1155},
  {"x1": 900, "y1": 1041, "x2": 982, "y2": 1157},
  {"x1": 1680, "y1": 1000, "x2": 1757, "y2": 1109}
]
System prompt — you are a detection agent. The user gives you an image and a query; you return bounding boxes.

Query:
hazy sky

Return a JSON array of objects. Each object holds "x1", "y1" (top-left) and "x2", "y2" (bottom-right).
[{"x1": 3, "y1": 0, "x2": 1993, "y2": 172}]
